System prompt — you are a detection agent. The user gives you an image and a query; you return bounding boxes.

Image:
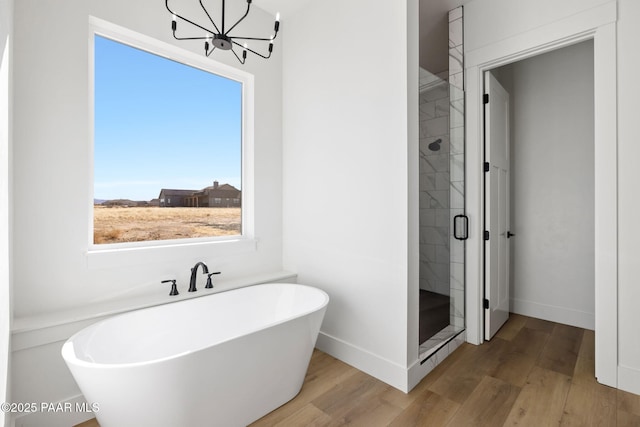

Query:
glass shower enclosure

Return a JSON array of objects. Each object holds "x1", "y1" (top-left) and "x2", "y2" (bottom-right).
[{"x1": 418, "y1": 68, "x2": 465, "y2": 360}]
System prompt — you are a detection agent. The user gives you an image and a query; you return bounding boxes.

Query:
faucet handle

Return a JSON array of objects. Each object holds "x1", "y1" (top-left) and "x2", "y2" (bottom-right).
[
  {"x1": 205, "y1": 272, "x2": 221, "y2": 289},
  {"x1": 161, "y1": 279, "x2": 179, "y2": 296}
]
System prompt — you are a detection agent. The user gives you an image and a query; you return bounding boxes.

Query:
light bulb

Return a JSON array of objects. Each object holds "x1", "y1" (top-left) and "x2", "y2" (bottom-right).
[{"x1": 274, "y1": 12, "x2": 280, "y2": 32}]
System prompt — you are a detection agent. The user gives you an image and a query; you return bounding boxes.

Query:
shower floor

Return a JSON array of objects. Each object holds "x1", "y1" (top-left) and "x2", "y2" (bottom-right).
[{"x1": 419, "y1": 290, "x2": 450, "y2": 344}]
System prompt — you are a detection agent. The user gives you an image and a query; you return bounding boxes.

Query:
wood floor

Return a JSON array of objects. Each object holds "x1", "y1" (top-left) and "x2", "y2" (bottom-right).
[{"x1": 76, "y1": 314, "x2": 640, "y2": 426}]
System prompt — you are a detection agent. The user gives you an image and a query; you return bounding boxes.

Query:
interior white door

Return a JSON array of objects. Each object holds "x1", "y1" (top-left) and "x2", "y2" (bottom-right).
[{"x1": 484, "y1": 71, "x2": 510, "y2": 340}]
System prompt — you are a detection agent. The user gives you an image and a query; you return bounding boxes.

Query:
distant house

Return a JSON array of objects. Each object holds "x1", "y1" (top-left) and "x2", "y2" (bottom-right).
[
  {"x1": 158, "y1": 189, "x2": 197, "y2": 207},
  {"x1": 185, "y1": 181, "x2": 241, "y2": 208},
  {"x1": 158, "y1": 181, "x2": 241, "y2": 208}
]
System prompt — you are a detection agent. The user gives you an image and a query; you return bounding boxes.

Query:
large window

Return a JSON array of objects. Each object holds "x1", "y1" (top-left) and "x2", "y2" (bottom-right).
[{"x1": 92, "y1": 31, "x2": 247, "y2": 246}]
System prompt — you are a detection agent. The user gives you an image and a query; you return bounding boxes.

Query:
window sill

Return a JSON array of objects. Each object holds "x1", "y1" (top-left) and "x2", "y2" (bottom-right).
[
  {"x1": 86, "y1": 237, "x2": 257, "y2": 269},
  {"x1": 12, "y1": 270, "x2": 297, "y2": 351}
]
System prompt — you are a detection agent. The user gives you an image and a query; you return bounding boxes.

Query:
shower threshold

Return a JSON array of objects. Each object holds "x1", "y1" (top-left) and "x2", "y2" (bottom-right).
[{"x1": 419, "y1": 324, "x2": 465, "y2": 362}]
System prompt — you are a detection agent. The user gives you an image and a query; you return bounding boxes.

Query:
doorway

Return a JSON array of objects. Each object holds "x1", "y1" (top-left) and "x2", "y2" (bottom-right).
[
  {"x1": 483, "y1": 40, "x2": 595, "y2": 340},
  {"x1": 464, "y1": 1, "x2": 617, "y2": 389}
]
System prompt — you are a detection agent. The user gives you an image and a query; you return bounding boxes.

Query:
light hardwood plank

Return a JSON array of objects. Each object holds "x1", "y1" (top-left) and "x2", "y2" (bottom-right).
[
  {"x1": 537, "y1": 324, "x2": 583, "y2": 377},
  {"x1": 617, "y1": 410, "x2": 640, "y2": 426},
  {"x1": 523, "y1": 316, "x2": 556, "y2": 333},
  {"x1": 579, "y1": 328, "x2": 595, "y2": 361},
  {"x1": 388, "y1": 342, "x2": 476, "y2": 411},
  {"x1": 427, "y1": 347, "x2": 490, "y2": 404},
  {"x1": 560, "y1": 381, "x2": 616, "y2": 426},
  {"x1": 388, "y1": 390, "x2": 460, "y2": 427},
  {"x1": 325, "y1": 395, "x2": 403, "y2": 427},
  {"x1": 618, "y1": 388, "x2": 640, "y2": 416},
  {"x1": 572, "y1": 355, "x2": 598, "y2": 389},
  {"x1": 311, "y1": 370, "x2": 390, "y2": 420},
  {"x1": 273, "y1": 403, "x2": 331, "y2": 427},
  {"x1": 504, "y1": 366, "x2": 572, "y2": 426},
  {"x1": 447, "y1": 376, "x2": 521, "y2": 427},
  {"x1": 250, "y1": 352, "x2": 358, "y2": 426},
  {"x1": 376, "y1": 380, "x2": 426, "y2": 411},
  {"x1": 495, "y1": 313, "x2": 527, "y2": 341},
  {"x1": 428, "y1": 335, "x2": 514, "y2": 405},
  {"x1": 508, "y1": 326, "x2": 550, "y2": 358},
  {"x1": 488, "y1": 349, "x2": 538, "y2": 388}
]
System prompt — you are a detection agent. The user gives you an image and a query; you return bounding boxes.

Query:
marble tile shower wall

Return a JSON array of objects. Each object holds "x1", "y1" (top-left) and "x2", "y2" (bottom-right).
[{"x1": 419, "y1": 75, "x2": 450, "y2": 297}]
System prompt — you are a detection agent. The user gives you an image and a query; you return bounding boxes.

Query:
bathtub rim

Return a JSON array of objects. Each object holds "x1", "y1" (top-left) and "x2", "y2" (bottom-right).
[{"x1": 61, "y1": 282, "x2": 329, "y2": 370}]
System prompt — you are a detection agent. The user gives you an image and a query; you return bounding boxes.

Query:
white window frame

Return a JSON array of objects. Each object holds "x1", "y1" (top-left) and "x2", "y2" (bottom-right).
[{"x1": 86, "y1": 17, "x2": 255, "y2": 268}]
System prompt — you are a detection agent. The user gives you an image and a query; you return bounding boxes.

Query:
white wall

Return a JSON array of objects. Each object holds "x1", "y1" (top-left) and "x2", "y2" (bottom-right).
[
  {"x1": 11, "y1": 0, "x2": 283, "y2": 317},
  {"x1": 464, "y1": 0, "x2": 612, "y2": 54},
  {"x1": 0, "y1": 0, "x2": 12, "y2": 424},
  {"x1": 616, "y1": 0, "x2": 640, "y2": 394},
  {"x1": 282, "y1": 0, "x2": 418, "y2": 390},
  {"x1": 501, "y1": 41, "x2": 595, "y2": 330}
]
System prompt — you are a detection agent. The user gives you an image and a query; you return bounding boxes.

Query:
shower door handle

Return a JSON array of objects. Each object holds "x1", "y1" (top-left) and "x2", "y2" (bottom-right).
[
  {"x1": 507, "y1": 231, "x2": 515, "y2": 238},
  {"x1": 453, "y1": 215, "x2": 469, "y2": 241}
]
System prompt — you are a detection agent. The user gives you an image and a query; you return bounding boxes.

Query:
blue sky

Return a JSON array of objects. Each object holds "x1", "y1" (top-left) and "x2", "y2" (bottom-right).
[{"x1": 94, "y1": 35, "x2": 242, "y2": 201}]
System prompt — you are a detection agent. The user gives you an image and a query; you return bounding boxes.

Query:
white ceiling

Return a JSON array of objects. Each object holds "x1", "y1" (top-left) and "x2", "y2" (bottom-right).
[
  {"x1": 255, "y1": 0, "x2": 313, "y2": 19},
  {"x1": 256, "y1": 0, "x2": 470, "y2": 22},
  {"x1": 255, "y1": 0, "x2": 472, "y2": 74}
]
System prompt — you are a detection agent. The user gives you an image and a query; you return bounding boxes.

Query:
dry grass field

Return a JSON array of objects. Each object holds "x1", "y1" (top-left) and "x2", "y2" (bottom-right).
[{"x1": 93, "y1": 206, "x2": 241, "y2": 244}]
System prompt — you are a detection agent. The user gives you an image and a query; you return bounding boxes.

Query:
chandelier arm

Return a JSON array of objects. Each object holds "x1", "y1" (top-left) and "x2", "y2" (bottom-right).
[
  {"x1": 221, "y1": 0, "x2": 226, "y2": 34},
  {"x1": 231, "y1": 47, "x2": 246, "y2": 64},
  {"x1": 231, "y1": 35, "x2": 276, "y2": 42},
  {"x1": 166, "y1": 0, "x2": 216, "y2": 37},
  {"x1": 224, "y1": 1, "x2": 251, "y2": 36},
  {"x1": 173, "y1": 34, "x2": 209, "y2": 41},
  {"x1": 232, "y1": 41, "x2": 272, "y2": 59},
  {"x1": 230, "y1": 27, "x2": 278, "y2": 42},
  {"x1": 206, "y1": 45, "x2": 217, "y2": 57},
  {"x1": 199, "y1": 0, "x2": 221, "y2": 34}
]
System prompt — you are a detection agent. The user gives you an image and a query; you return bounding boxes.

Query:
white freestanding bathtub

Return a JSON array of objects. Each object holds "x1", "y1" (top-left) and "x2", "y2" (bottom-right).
[{"x1": 61, "y1": 283, "x2": 329, "y2": 427}]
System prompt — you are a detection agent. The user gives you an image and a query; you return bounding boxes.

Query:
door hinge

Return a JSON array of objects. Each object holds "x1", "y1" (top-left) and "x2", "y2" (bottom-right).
[
  {"x1": 483, "y1": 93, "x2": 489, "y2": 104},
  {"x1": 484, "y1": 162, "x2": 490, "y2": 172},
  {"x1": 484, "y1": 230, "x2": 490, "y2": 240},
  {"x1": 484, "y1": 299, "x2": 489, "y2": 309}
]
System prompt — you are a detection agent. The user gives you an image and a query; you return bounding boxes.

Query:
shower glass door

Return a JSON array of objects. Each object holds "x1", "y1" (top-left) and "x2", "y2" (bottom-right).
[{"x1": 418, "y1": 69, "x2": 465, "y2": 359}]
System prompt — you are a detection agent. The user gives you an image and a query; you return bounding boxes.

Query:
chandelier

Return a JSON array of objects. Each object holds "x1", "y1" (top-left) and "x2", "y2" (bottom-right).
[{"x1": 165, "y1": 0, "x2": 280, "y2": 64}]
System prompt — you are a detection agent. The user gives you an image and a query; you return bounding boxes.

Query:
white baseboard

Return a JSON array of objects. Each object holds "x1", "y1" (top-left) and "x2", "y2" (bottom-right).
[
  {"x1": 315, "y1": 331, "x2": 410, "y2": 392},
  {"x1": 510, "y1": 298, "x2": 595, "y2": 330},
  {"x1": 12, "y1": 395, "x2": 94, "y2": 427},
  {"x1": 618, "y1": 365, "x2": 640, "y2": 396}
]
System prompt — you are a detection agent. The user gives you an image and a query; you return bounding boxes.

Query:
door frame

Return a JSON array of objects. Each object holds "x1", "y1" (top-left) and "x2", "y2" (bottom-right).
[{"x1": 464, "y1": 4, "x2": 618, "y2": 387}]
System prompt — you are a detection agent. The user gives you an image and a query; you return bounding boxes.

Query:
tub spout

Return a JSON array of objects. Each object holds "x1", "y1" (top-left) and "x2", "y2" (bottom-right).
[{"x1": 189, "y1": 262, "x2": 209, "y2": 292}]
